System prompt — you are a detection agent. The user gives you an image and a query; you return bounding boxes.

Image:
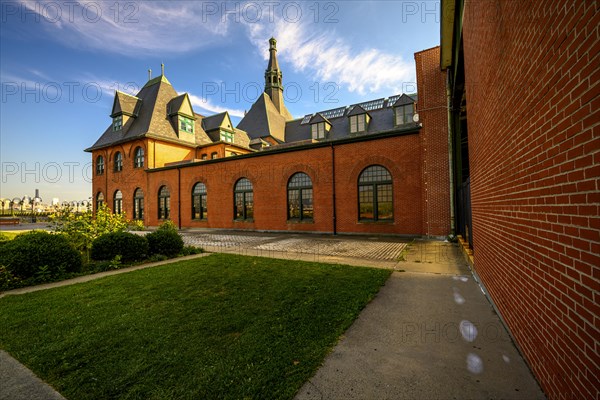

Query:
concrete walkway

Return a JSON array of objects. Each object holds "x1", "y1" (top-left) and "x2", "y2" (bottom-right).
[
  {"x1": 0, "y1": 351, "x2": 66, "y2": 400},
  {"x1": 0, "y1": 232, "x2": 545, "y2": 399}
]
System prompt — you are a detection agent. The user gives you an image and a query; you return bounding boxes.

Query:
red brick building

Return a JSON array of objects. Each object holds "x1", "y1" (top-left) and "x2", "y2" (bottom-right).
[
  {"x1": 86, "y1": 40, "x2": 451, "y2": 237},
  {"x1": 442, "y1": 1, "x2": 599, "y2": 398}
]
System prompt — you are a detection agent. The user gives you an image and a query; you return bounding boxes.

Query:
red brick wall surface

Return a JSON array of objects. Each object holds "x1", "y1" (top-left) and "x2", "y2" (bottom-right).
[
  {"x1": 416, "y1": 46, "x2": 452, "y2": 236},
  {"x1": 93, "y1": 133, "x2": 431, "y2": 235},
  {"x1": 462, "y1": 2, "x2": 599, "y2": 398},
  {"x1": 163, "y1": 135, "x2": 426, "y2": 234}
]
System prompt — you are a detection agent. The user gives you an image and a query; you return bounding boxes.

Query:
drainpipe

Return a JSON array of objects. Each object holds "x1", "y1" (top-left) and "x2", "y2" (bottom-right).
[
  {"x1": 104, "y1": 150, "x2": 108, "y2": 212},
  {"x1": 331, "y1": 142, "x2": 337, "y2": 235},
  {"x1": 177, "y1": 167, "x2": 182, "y2": 229},
  {"x1": 447, "y1": 73, "x2": 456, "y2": 235}
]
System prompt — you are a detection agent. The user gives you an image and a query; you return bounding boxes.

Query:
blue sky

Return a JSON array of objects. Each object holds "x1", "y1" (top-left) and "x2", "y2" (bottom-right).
[{"x1": 0, "y1": 0, "x2": 440, "y2": 202}]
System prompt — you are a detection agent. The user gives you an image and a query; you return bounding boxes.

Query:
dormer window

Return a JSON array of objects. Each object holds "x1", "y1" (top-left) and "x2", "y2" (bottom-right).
[
  {"x1": 311, "y1": 122, "x2": 326, "y2": 140},
  {"x1": 179, "y1": 116, "x2": 194, "y2": 133},
  {"x1": 349, "y1": 114, "x2": 367, "y2": 134},
  {"x1": 112, "y1": 115, "x2": 122, "y2": 131},
  {"x1": 220, "y1": 130, "x2": 234, "y2": 143},
  {"x1": 395, "y1": 104, "x2": 414, "y2": 126}
]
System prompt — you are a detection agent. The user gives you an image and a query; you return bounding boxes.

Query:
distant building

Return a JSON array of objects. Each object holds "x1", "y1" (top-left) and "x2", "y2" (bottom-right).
[{"x1": 86, "y1": 38, "x2": 450, "y2": 236}]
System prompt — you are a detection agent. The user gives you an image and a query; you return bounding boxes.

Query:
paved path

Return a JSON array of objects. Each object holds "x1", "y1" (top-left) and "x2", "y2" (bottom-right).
[
  {"x1": 0, "y1": 231, "x2": 545, "y2": 399},
  {"x1": 294, "y1": 271, "x2": 545, "y2": 400},
  {"x1": 0, "y1": 351, "x2": 66, "y2": 400}
]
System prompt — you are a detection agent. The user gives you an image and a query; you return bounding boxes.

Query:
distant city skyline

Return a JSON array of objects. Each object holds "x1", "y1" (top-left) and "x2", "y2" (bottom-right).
[{"x1": 1, "y1": 1, "x2": 441, "y2": 200}]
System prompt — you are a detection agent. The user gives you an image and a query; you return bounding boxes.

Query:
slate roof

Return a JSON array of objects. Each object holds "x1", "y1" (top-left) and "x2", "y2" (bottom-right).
[
  {"x1": 202, "y1": 112, "x2": 227, "y2": 132},
  {"x1": 86, "y1": 76, "x2": 212, "y2": 151},
  {"x1": 236, "y1": 93, "x2": 289, "y2": 142},
  {"x1": 111, "y1": 91, "x2": 141, "y2": 117},
  {"x1": 284, "y1": 94, "x2": 418, "y2": 143},
  {"x1": 393, "y1": 93, "x2": 416, "y2": 107},
  {"x1": 199, "y1": 112, "x2": 253, "y2": 149},
  {"x1": 167, "y1": 94, "x2": 189, "y2": 117},
  {"x1": 346, "y1": 104, "x2": 370, "y2": 117}
]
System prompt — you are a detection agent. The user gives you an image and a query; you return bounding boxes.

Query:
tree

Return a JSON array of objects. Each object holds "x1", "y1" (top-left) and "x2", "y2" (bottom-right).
[{"x1": 49, "y1": 204, "x2": 129, "y2": 262}]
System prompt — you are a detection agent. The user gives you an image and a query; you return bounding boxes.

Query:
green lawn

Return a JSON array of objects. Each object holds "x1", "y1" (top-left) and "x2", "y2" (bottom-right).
[
  {"x1": 0, "y1": 230, "x2": 27, "y2": 240},
  {"x1": 0, "y1": 253, "x2": 391, "y2": 400}
]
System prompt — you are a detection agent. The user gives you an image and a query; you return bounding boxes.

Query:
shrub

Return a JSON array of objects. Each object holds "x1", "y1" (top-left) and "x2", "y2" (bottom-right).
[
  {"x1": 0, "y1": 232, "x2": 9, "y2": 244},
  {"x1": 157, "y1": 219, "x2": 178, "y2": 232},
  {"x1": 146, "y1": 225, "x2": 184, "y2": 258},
  {"x1": 180, "y1": 245, "x2": 204, "y2": 256},
  {"x1": 129, "y1": 220, "x2": 146, "y2": 231},
  {"x1": 0, "y1": 265, "x2": 20, "y2": 291},
  {"x1": 0, "y1": 231, "x2": 82, "y2": 280},
  {"x1": 91, "y1": 232, "x2": 149, "y2": 262}
]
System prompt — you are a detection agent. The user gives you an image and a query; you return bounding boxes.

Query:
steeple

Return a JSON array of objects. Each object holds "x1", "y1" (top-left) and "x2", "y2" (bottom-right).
[{"x1": 264, "y1": 37, "x2": 285, "y2": 115}]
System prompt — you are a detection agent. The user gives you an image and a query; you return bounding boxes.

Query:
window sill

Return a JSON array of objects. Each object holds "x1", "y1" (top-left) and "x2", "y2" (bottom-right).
[
  {"x1": 287, "y1": 219, "x2": 314, "y2": 224},
  {"x1": 358, "y1": 220, "x2": 394, "y2": 224},
  {"x1": 234, "y1": 219, "x2": 254, "y2": 222}
]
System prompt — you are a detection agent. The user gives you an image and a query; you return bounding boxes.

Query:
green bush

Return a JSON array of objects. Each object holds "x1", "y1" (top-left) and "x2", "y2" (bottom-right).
[
  {"x1": 0, "y1": 232, "x2": 9, "y2": 244},
  {"x1": 180, "y1": 245, "x2": 204, "y2": 256},
  {"x1": 91, "y1": 232, "x2": 149, "y2": 262},
  {"x1": 146, "y1": 226, "x2": 184, "y2": 258},
  {"x1": 128, "y1": 220, "x2": 146, "y2": 231},
  {"x1": 0, "y1": 231, "x2": 82, "y2": 280},
  {"x1": 0, "y1": 265, "x2": 20, "y2": 291}
]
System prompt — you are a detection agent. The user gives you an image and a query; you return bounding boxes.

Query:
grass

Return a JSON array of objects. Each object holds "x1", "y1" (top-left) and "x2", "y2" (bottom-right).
[
  {"x1": 0, "y1": 230, "x2": 28, "y2": 240},
  {"x1": 0, "y1": 253, "x2": 391, "y2": 400}
]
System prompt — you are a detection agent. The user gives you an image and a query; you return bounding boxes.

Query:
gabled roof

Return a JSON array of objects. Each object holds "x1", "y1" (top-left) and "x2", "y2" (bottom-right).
[
  {"x1": 236, "y1": 92, "x2": 288, "y2": 142},
  {"x1": 202, "y1": 112, "x2": 228, "y2": 131},
  {"x1": 346, "y1": 104, "x2": 370, "y2": 117},
  {"x1": 392, "y1": 93, "x2": 416, "y2": 107},
  {"x1": 167, "y1": 94, "x2": 195, "y2": 118},
  {"x1": 309, "y1": 113, "x2": 331, "y2": 125},
  {"x1": 111, "y1": 91, "x2": 142, "y2": 117},
  {"x1": 86, "y1": 77, "x2": 212, "y2": 151}
]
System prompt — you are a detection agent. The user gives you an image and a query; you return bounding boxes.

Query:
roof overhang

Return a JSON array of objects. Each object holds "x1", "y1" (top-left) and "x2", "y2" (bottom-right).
[{"x1": 440, "y1": 0, "x2": 457, "y2": 70}]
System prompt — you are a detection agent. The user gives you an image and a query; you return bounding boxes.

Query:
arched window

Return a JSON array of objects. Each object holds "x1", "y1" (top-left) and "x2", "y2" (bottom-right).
[
  {"x1": 211, "y1": 152, "x2": 218, "y2": 159},
  {"x1": 133, "y1": 188, "x2": 144, "y2": 220},
  {"x1": 96, "y1": 192, "x2": 104, "y2": 209},
  {"x1": 113, "y1": 190, "x2": 123, "y2": 214},
  {"x1": 158, "y1": 186, "x2": 170, "y2": 220},
  {"x1": 358, "y1": 165, "x2": 393, "y2": 221},
  {"x1": 234, "y1": 178, "x2": 253, "y2": 221},
  {"x1": 96, "y1": 156, "x2": 104, "y2": 175},
  {"x1": 287, "y1": 172, "x2": 313, "y2": 221},
  {"x1": 134, "y1": 147, "x2": 144, "y2": 168},
  {"x1": 114, "y1": 151, "x2": 123, "y2": 172},
  {"x1": 192, "y1": 182, "x2": 207, "y2": 220}
]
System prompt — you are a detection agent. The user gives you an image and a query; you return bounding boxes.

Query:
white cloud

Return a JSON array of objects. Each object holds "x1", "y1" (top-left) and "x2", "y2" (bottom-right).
[
  {"x1": 187, "y1": 93, "x2": 245, "y2": 118},
  {"x1": 18, "y1": 0, "x2": 229, "y2": 56},
  {"x1": 244, "y1": 17, "x2": 415, "y2": 95}
]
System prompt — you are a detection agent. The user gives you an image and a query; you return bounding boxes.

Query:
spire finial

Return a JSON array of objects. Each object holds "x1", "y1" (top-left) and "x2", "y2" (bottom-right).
[
  {"x1": 148, "y1": 69, "x2": 152, "y2": 80},
  {"x1": 161, "y1": 63, "x2": 165, "y2": 76}
]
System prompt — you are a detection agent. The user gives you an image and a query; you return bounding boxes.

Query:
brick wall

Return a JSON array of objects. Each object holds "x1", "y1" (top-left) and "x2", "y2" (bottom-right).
[
  {"x1": 462, "y1": 1, "x2": 599, "y2": 398},
  {"x1": 90, "y1": 47, "x2": 452, "y2": 237},
  {"x1": 148, "y1": 134, "x2": 426, "y2": 234},
  {"x1": 416, "y1": 46, "x2": 452, "y2": 236}
]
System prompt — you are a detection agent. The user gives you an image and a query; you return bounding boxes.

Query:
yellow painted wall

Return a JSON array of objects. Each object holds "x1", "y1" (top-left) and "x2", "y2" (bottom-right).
[{"x1": 149, "y1": 140, "x2": 194, "y2": 168}]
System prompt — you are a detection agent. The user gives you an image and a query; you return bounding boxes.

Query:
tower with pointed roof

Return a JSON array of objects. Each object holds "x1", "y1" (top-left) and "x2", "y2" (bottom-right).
[
  {"x1": 237, "y1": 38, "x2": 292, "y2": 142},
  {"x1": 264, "y1": 37, "x2": 284, "y2": 114}
]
